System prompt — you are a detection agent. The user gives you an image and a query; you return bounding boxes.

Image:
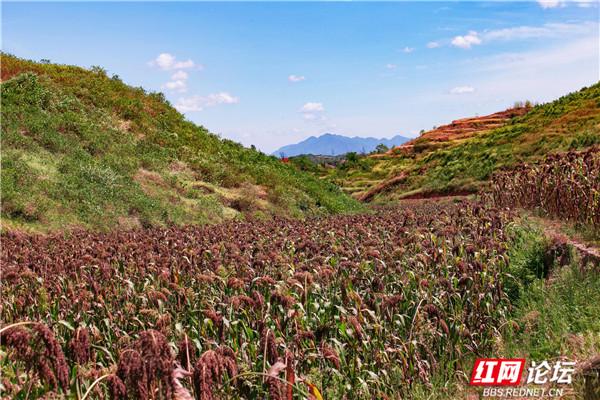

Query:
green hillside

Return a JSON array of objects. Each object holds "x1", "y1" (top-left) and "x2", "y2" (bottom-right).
[
  {"x1": 325, "y1": 83, "x2": 600, "y2": 202},
  {"x1": 0, "y1": 54, "x2": 361, "y2": 232}
]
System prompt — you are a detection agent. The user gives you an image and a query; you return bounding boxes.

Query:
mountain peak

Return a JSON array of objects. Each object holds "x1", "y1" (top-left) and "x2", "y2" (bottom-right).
[{"x1": 273, "y1": 133, "x2": 410, "y2": 156}]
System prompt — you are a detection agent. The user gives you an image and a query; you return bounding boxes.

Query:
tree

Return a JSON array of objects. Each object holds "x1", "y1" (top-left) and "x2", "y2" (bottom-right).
[
  {"x1": 346, "y1": 152, "x2": 359, "y2": 163},
  {"x1": 514, "y1": 100, "x2": 534, "y2": 108},
  {"x1": 292, "y1": 155, "x2": 316, "y2": 172},
  {"x1": 375, "y1": 143, "x2": 389, "y2": 154},
  {"x1": 90, "y1": 66, "x2": 107, "y2": 76}
]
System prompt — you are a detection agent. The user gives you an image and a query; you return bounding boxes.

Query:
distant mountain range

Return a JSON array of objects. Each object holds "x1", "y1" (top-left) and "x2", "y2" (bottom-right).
[{"x1": 273, "y1": 133, "x2": 411, "y2": 156}]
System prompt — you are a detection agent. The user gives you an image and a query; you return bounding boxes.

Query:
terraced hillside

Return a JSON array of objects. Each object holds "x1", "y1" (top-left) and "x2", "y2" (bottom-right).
[
  {"x1": 379, "y1": 106, "x2": 530, "y2": 155},
  {"x1": 0, "y1": 54, "x2": 361, "y2": 232},
  {"x1": 327, "y1": 83, "x2": 600, "y2": 202}
]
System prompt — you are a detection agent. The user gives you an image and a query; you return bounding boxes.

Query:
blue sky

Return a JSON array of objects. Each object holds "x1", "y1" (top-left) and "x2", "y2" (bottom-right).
[{"x1": 2, "y1": 1, "x2": 598, "y2": 152}]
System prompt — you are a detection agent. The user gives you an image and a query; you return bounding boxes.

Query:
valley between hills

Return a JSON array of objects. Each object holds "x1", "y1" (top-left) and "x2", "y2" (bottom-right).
[{"x1": 1, "y1": 54, "x2": 599, "y2": 399}]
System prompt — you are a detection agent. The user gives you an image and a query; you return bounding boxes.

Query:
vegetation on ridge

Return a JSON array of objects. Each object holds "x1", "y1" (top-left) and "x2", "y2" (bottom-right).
[
  {"x1": 0, "y1": 54, "x2": 361, "y2": 232},
  {"x1": 316, "y1": 83, "x2": 600, "y2": 202}
]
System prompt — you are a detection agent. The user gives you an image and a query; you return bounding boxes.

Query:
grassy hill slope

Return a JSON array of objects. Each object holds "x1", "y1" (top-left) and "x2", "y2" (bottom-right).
[
  {"x1": 327, "y1": 83, "x2": 600, "y2": 202},
  {"x1": 0, "y1": 54, "x2": 361, "y2": 231}
]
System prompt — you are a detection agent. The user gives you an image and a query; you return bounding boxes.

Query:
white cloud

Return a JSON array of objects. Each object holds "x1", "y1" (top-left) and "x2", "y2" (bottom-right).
[
  {"x1": 470, "y1": 34, "x2": 598, "y2": 75},
  {"x1": 455, "y1": 33, "x2": 598, "y2": 105},
  {"x1": 450, "y1": 86, "x2": 475, "y2": 94},
  {"x1": 575, "y1": 0, "x2": 594, "y2": 7},
  {"x1": 162, "y1": 70, "x2": 190, "y2": 93},
  {"x1": 302, "y1": 113, "x2": 328, "y2": 122},
  {"x1": 402, "y1": 46, "x2": 414, "y2": 53},
  {"x1": 299, "y1": 102, "x2": 325, "y2": 122},
  {"x1": 427, "y1": 41, "x2": 440, "y2": 48},
  {"x1": 162, "y1": 80, "x2": 187, "y2": 93},
  {"x1": 204, "y1": 92, "x2": 239, "y2": 106},
  {"x1": 482, "y1": 22, "x2": 596, "y2": 41},
  {"x1": 537, "y1": 0, "x2": 562, "y2": 8},
  {"x1": 451, "y1": 31, "x2": 482, "y2": 49},
  {"x1": 300, "y1": 102, "x2": 324, "y2": 112},
  {"x1": 171, "y1": 70, "x2": 188, "y2": 80},
  {"x1": 176, "y1": 97, "x2": 204, "y2": 112},
  {"x1": 447, "y1": 22, "x2": 594, "y2": 49},
  {"x1": 150, "y1": 53, "x2": 199, "y2": 70},
  {"x1": 385, "y1": 63, "x2": 398, "y2": 69},
  {"x1": 288, "y1": 74, "x2": 306, "y2": 82},
  {"x1": 540, "y1": 0, "x2": 597, "y2": 7},
  {"x1": 175, "y1": 92, "x2": 239, "y2": 112}
]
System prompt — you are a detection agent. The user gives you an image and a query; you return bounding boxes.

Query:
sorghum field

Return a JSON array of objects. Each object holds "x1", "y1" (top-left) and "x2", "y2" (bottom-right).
[
  {"x1": 1, "y1": 200, "x2": 516, "y2": 399},
  {"x1": 491, "y1": 146, "x2": 600, "y2": 232}
]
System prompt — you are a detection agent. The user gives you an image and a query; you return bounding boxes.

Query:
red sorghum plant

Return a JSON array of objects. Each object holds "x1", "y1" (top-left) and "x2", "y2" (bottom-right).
[
  {"x1": 2, "y1": 199, "x2": 518, "y2": 398},
  {"x1": 1, "y1": 323, "x2": 69, "y2": 393},
  {"x1": 116, "y1": 329, "x2": 174, "y2": 399},
  {"x1": 192, "y1": 346, "x2": 237, "y2": 400},
  {"x1": 490, "y1": 146, "x2": 599, "y2": 230},
  {"x1": 68, "y1": 327, "x2": 92, "y2": 365}
]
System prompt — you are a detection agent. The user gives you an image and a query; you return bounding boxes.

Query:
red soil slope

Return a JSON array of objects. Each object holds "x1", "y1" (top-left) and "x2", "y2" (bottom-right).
[{"x1": 385, "y1": 106, "x2": 531, "y2": 155}]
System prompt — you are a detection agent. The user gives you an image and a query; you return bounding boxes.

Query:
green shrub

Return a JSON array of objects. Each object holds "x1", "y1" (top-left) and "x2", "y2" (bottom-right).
[{"x1": 503, "y1": 224, "x2": 550, "y2": 303}]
